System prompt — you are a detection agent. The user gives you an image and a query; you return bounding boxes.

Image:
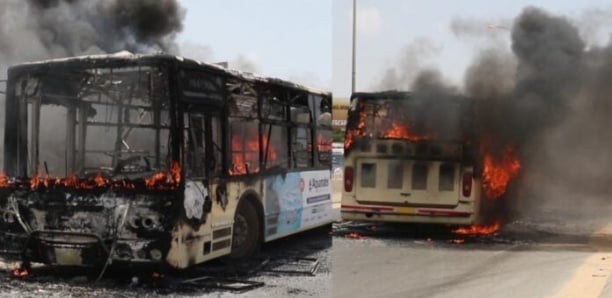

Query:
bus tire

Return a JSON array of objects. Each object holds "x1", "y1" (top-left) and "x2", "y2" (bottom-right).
[{"x1": 229, "y1": 199, "x2": 261, "y2": 259}]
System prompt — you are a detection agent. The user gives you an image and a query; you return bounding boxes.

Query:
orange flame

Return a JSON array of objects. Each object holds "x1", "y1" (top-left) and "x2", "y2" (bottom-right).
[
  {"x1": 454, "y1": 221, "x2": 501, "y2": 236},
  {"x1": 482, "y1": 146, "x2": 521, "y2": 199},
  {"x1": 383, "y1": 122, "x2": 433, "y2": 141},
  {"x1": 344, "y1": 107, "x2": 367, "y2": 150},
  {"x1": 345, "y1": 232, "x2": 366, "y2": 240},
  {"x1": 0, "y1": 172, "x2": 9, "y2": 188},
  {"x1": 144, "y1": 162, "x2": 181, "y2": 190},
  {"x1": 344, "y1": 106, "x2": 432, "y2": 150},
  {"x1": 23, "y1": 162, "x2": 181, "y2": 191},
  {"x1": 11, "y1": 267, "x2": 29, "y2": 278},
  {"x1": 229, "y1": 134, "x2": 277, "y2": 175},
  {"x1": 93, "y1": 172, "x2": 106, "y2": 187}
]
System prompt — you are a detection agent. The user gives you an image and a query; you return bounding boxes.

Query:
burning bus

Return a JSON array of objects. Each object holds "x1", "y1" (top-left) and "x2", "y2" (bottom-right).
[
  {"x1": 340, "y1": 91, "x2": 520, "y2": 226},
  {"x1": 0, "y1": 52, "x2": 334, "y2": 272}
]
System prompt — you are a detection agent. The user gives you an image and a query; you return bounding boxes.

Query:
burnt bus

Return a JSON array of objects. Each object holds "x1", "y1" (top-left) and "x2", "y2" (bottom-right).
[
  {"x1": 340, "y1": 91, "x2": 503, "y2": 226},
  {"x1": 0, "y1": 52, "x2": 334, "y2": 272}
]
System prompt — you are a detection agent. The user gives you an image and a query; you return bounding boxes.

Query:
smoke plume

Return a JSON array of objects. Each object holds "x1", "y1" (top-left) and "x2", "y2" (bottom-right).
[
  {"x1": 377, "y1": 6, "x2": 612, "y2": 219},
  {"x1": 377, "y1": 38, "x2": 441, "y2": 90},
  {"x1": 0, "y1": 0, "x2": 185, "y2": 167},
  {"x1": 0, "y1": 0, "x2": 184, "y2": 67}
]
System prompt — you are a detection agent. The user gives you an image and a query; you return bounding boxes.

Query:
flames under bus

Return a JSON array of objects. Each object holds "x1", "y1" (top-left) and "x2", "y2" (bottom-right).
[
  {"x1": 0, "y1": 52, "x2": 334, "y2": 270},
  {"x1": 341, "y1": 91, "x2": 506, "y2": 226}
]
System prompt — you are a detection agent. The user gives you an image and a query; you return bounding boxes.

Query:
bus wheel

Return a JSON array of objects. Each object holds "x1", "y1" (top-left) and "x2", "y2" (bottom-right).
[{"x1": 229, "y1": 199, "x2": 261, "y2": 259}]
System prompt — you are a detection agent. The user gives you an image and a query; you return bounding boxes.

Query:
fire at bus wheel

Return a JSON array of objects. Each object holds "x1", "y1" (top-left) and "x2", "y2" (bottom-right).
[{"x1": 229, "y1": 199, "x2": 261, "y2": 259}]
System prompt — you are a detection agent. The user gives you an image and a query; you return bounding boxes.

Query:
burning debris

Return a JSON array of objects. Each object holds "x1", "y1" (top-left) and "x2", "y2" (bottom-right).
[
  {"x1": 1, "y1": 162, "x2": 182, "y2": 192},
  {"x1": 453, "y1": 221, "x2": 502, "y2": 236},
  {"x1": 10, "y1": 267, "x2": 29, "y2": 278},
  {"x1": 344, "y1": 232, "x2": 366, "y2": 240}
]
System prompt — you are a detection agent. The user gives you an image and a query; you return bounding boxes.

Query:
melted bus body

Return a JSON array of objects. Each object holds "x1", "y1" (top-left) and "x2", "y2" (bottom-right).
[
  {"x1": 0, "y1": 52, "x2": 333, "y2": 269},
  {"x1": 340, "y1": 91, "x2": 501, "y2": 226}
]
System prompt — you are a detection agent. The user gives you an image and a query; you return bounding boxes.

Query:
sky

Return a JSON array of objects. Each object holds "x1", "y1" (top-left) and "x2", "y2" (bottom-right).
[
  {"x1": 176, "y1": 0, "x2": 331, "y2": 90},
  {"x1": 333, "y1": 0, "x2": 612, "y2": 98}
]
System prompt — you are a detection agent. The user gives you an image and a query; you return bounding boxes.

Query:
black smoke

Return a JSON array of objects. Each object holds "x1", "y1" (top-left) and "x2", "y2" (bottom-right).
[
  {"x1": 0, "y1": 0, "x2": 184, "y2": 68},
  {"x1": 378, "y1": 6, "x2": 612, "y2": 218},
  {"x1": 0, "y1": 0, "x2": 185, "y2": 166}
]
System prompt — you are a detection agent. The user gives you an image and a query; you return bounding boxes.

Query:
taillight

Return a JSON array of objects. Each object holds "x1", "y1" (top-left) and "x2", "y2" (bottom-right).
[
  {"x1": 344, "y1": 166, "x2": 354, "y2": 192},
  {"x1": 462, "y1": 171, "x2": 473, "y2": 197}
]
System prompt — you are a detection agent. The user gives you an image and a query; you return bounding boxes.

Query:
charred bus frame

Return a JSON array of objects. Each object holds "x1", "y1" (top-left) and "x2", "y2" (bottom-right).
[
  {"x1": 340, "y1": 91, "x2": 506, "y2": 226},
  {"x1": 0, "y1": 53, "x2": 334, "y2": 271}
]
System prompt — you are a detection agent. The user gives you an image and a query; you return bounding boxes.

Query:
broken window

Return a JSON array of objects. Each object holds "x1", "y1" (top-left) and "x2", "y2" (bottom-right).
[
  {"x1": 290, "y1": 102, "x2": 313, "y2": 168},
  {"x1": 229, "y1": 120, "x2": 260, "y2": 175},
  {"x1": 17, "y1": 66, "x2": 171, "y2": 178},
  {"x1": 293, "y1": 126, "x2": 312, "y2": 168},
  {"x1": 184, "y1": 113, "x2": 206, "y2": 178},
  {"x1": 183, "y1": 110, "x2": 223, "y2": 178},
  {"x1": 262, "y1": 124, "x2": 288, "y2": 169}
]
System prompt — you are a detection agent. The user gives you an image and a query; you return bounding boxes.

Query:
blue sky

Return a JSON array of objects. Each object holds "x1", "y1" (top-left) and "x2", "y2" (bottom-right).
[
  {"x1": 176, "y1": 1, "x2": 331, "y2": 90},
  {"x1": 175, "y1": 1, "x2": 612, "y2": 97},
  {"x1": 333, "y1": 0, "x2": 612, "y2": 98}
]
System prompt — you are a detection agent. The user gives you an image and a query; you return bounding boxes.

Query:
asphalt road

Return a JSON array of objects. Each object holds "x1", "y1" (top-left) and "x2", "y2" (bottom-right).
[{"x1": 332, "y1": 210, "x2": 612, "y2": 298}]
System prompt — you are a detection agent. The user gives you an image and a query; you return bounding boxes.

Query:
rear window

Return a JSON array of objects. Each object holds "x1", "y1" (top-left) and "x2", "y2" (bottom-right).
[{"x1": 345, "y1": 94, "x2": 472, "y2": 143}]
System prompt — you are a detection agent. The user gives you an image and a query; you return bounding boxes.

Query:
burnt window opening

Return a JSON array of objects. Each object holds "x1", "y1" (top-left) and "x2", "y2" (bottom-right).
[
  {"x1": 184, "y1": 114, "x2": 206, "y2": 178},
  {"x1": 227, "y1": 80, "x2": 261, "y2": 176},
  {"x1": 229, "y1": 120, "x2": 260, "y2": 175},
  {"x1": 227, "y1": 81, "x2": 258, "y2": 120},
  {"x1": 210, "y1": 116, "x2": 223, "y2": 176},
  {"x1": 262, "y1": 124, "x2": 288, "y2": 169},
  {"x1": 261, "y1": 96, "x2": 287, "y2": 121},
  {"x1": 346, "y1": 95, "x2": 472, "y2": 143},
  {"x1": 289, "y1": 98, "x2": 313, "y2": 169},
  {"x1": 260, "y1": 93, "x2": 289, "y2": 170},
  {"x1": 292, "y1": 126, "x2": 312, "y2": 168},
  {"x1": 16, "y1": 66, "x2": 171, "y2": 178}
]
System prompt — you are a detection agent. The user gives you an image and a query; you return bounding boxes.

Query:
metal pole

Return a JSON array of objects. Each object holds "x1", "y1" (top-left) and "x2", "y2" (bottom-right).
[{"x1": 351, "y1": 0, "x2": 356, "y2": 94}]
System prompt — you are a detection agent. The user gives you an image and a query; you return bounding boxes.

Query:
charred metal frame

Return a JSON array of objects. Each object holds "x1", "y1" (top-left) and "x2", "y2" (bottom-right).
[{"x1": 0, "y1": 53, "x2": 333, "y2": 273}]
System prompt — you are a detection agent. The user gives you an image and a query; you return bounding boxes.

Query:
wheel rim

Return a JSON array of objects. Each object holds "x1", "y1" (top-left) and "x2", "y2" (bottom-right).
[{"x1": 233, "y1": 213, "x2": 249, "y2": 247}]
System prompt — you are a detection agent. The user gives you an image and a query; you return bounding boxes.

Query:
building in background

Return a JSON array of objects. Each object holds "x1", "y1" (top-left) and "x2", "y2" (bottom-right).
[{"x1": 332, "y1": 97, "x2": 349, "y2": 132}]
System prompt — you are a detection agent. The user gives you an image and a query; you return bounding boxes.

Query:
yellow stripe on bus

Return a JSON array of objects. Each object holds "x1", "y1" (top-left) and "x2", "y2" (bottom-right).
[{"x1": 394, "y1": 207, "x2": 416, "y2": 214}]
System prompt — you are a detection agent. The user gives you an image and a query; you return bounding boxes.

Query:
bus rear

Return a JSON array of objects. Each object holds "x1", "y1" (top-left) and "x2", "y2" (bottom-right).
[{"x1": 340, "y1": 91, "x2": 489, "y2": 225}]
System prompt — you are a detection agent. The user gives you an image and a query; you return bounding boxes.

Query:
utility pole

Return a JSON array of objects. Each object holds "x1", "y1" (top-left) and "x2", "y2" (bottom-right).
[{"x1": 351, "y1": 0, "x2": 356, "y2": 94}]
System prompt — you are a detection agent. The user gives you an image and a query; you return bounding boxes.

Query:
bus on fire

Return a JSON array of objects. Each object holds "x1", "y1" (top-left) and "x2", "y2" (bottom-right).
[
  {"x1": 0, "y1": 52, "x2": 334, "y2": 272},
  {"x1": 340, "y1": 91, "x2": 520, "y2": 227}
]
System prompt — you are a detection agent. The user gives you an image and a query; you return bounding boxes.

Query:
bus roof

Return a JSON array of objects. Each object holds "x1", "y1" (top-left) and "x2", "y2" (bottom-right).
[
  {"x1": 350, "y1": 90, "x2": 469, "y2": 102},
  {"x1": 7, "y1": 51, "x2": 331, "y2": 97}
]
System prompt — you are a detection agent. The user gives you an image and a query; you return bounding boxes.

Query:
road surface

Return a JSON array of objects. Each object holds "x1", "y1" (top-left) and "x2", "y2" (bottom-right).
[{"x1": 332, "y1": 208, "x2": 612, "y2": 298}]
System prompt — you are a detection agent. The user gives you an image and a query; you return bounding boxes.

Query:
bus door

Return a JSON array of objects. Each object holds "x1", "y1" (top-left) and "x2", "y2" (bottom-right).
[{"x1": 183, "y1": 107, "x2": 231, "y2": 255}]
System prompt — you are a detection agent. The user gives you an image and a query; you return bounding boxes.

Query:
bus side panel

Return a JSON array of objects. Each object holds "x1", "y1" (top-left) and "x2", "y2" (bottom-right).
[
  {"x1": 167, "y1": 179, "x2": 258, "y2": 268},
  {"x1": 263, "y1": 170, "x2": 333, "y2": 242}
]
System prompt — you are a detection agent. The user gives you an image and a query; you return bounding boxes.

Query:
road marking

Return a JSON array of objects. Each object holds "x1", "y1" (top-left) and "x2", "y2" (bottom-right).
[{"x1": 554, "y1": 223, "x2": 612, "y2": 298}]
